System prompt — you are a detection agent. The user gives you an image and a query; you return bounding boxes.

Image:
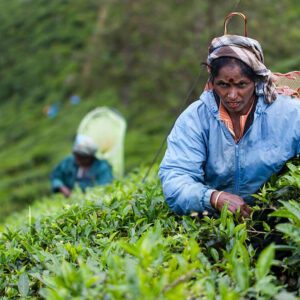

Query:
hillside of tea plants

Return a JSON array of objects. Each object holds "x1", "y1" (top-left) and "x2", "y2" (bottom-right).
[{"x1": 0, "y1": 162, "x2": 299, "y2": 299}]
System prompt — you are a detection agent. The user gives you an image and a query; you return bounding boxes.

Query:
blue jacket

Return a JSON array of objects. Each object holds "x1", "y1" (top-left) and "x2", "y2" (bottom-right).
[
  {"x1": 159, "y1": 91, "x2": 300, "y2": 215},
  {"x1": 51, "y1": 155, "x2": 113, "y2": 193}
]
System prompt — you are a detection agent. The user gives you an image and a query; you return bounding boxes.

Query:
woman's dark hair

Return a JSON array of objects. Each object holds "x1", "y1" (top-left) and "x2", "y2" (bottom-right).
[{"x1": 209, "y1": 57, "x2": 258, "y2": 83}]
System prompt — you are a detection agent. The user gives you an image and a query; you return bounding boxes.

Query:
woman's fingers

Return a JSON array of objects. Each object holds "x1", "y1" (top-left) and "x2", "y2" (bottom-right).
[
  {"x1": 240, "y1": 203, "x2": 252, "y2": 218},
  {"x1": 240, "y1": 207, "x2": 249, "y2": 218},
  {"x1": 217, "y1": 194, "x2": 232, "y2": 211},
  {"x1": 228, "y1": 202, "x2": 237, "y2": 213},
  {"x1": 220, "y1": 195, "x2": 240, "y2": 212},
  {"x1": 244, "y1": 204, "x2": 252, "y2": 217},
  {"x1": 216, "y1": 192, "x2": 252, "y2": 217}
]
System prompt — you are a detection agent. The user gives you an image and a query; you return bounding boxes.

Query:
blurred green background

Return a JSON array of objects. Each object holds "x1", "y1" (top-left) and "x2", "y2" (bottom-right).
[{"x1": 0, "y1": 0, "x2": 299, "y2": 221}]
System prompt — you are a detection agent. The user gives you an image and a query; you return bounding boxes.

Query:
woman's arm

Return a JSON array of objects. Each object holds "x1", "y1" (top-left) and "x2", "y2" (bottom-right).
[
  {"x1": 159, "y1": 107, "x2": 215, "y2": 215},
  {"x1": 51, "y1": 160, "x2": 67, "y2": 192},
  {"x1": 95, "y1": 161, "x2": 113, "y2": 185},
  {"x1": 50, "y1": 158, "x2": 72, "y2": 197}
]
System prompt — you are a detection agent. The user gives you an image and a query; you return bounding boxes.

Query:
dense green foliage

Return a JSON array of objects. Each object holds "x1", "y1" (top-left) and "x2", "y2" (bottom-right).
[{"x1": 0, "y1": 163, "x2": 299, "y2": 299}]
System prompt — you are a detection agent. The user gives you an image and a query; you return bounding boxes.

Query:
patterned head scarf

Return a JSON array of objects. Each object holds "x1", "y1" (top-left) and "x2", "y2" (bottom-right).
[
  {"x1": 73, "y1": 134, "x2": 98, "y2": 157},
  {"x1": 207, "y1": 35, "x2": 277, "y2": 104}
]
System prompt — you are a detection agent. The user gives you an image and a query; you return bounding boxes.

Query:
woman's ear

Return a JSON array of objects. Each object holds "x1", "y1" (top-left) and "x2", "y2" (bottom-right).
[{"x1": 207, "y1": 65, "x2": 211, "y2": 74}]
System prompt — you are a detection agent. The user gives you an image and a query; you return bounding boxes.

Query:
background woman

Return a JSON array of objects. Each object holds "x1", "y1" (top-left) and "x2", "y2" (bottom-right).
[{"x1": 51, "y1": 134, "x2": 113, "y2": 198}]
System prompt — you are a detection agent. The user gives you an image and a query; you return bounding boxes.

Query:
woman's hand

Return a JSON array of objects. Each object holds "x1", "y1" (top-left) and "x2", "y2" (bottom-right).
[
  {"x1": 210, "y1": 191, "x2": 252, "y2": 218},
  {"x1": 59, "y1": 185, "x2": 72, "y2": 198}
]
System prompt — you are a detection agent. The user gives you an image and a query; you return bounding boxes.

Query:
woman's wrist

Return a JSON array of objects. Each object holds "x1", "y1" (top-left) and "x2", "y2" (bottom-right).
[
  {"x1": 214, "y1": 191, "x2": 224, "y2": 209},
  {"x1": 210, "y1": 191, "x2": 224, "y2": 210}
]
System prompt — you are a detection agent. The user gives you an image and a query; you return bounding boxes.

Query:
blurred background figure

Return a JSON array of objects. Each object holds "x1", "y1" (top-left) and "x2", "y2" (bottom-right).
[
  {"x1": 69, "y1": 94, "x2": 81, "y2": 105},
  {"x1": 43, "y1": 103, "x2": 60, "y2": 118},
  {"x1": 51, "y1": 134, "x2": 113, "y2": 197}
]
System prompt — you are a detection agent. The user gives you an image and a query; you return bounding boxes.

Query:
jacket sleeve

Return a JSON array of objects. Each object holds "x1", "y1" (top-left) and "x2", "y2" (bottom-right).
[
  {"x1": 96, "y1": 161, "x2": 113, "y2": 185},
  {"x1": 159, "y1": 104, "x2": 216, "y2": 215},
  {"x1": 50, "y1": 160, "x2": 67, "y2": 192}
]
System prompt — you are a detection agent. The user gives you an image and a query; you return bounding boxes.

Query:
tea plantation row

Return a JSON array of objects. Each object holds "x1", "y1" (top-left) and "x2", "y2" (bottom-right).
[{"x1": 0, "y1": 163, "x2": 299, "y2": 299}]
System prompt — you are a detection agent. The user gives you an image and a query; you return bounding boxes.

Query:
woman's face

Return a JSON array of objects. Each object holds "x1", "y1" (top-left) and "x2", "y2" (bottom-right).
[
  {"x1": 74, "y1": 153, "x2": 94, "y2": 167},
  {"x1": 212, "y1": 63, "x2": 255, "y2": 115}
]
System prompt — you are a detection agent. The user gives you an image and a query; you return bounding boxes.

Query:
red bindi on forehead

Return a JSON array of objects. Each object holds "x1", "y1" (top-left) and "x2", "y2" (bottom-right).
[{"x1": 229, "y1": 78, "x2": 234, "y2": 83}]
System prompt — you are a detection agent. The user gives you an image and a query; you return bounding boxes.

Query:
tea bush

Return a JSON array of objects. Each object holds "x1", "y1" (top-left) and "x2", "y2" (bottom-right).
[
  {"x1": 1, "y1": 0, "x2": 300, "y2": 221},
  {"x1": 0, "y1": 162, "x2": 299, "y2": 299}
]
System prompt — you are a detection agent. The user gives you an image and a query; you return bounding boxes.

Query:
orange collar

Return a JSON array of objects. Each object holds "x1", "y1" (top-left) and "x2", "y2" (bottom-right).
[{"x1": 219, "y1": 101, "x2": 254, "y2": 143}]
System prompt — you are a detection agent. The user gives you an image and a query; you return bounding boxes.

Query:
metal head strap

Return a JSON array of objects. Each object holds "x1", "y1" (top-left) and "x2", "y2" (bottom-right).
[{"x1": 224, "y1": 12, "x2": 247, "y2": 37}]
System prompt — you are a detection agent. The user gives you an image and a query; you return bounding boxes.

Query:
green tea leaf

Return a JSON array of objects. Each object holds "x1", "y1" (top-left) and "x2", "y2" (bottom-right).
[
  {"x1": 255, "y1": 244, "x2": 275, "y2": 280},
  {"x1": 280, "y1": 200, "x2": 300, "y2": 222},
  {"x1": 92, "y1": 211, "x2": 97, "y2": 226},
  {"x1": 270, "y1": 210, "x2": 298, "y2": 222},
  {"x1": 233, "y1": 261, "x2": 249, "y2": 291},
  {"x1": 255, "y1": 275, "x2": 279, "y2": 296},
  {"x1": 237, "y1": 241, "x2": 250, "y2": 267},
  {"x1": 221, "y1": 202, "x2": 228, "y2": 229},
  {"x1": 120, "y1": 242, "x2": 140, "y2": 257},
  {"x1": 262, "y1": 221, "x2": 271, "y2": 232},
  {"x1": 18, "y1": 273, "x2": 30, "y2": 297},
  {"x1": 276, "y1": 223, "x2": 300, "y2": 243},
  {"x1": 233, "y1": 223, "x2": 246, "y2": 235},
  {"x1": 108, "y1": 231, "x2": 119, "y2": 242},
  {"x1": 286, "y1": 163, "x2": 298, "y2": 173},
  {"x1": 210, "y1": 248, "x2": 219, "y2": 262}
]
